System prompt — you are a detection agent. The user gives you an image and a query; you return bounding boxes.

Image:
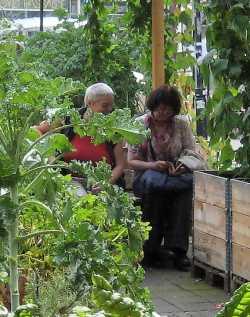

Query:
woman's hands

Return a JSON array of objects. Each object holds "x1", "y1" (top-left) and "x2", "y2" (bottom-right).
[
  {"x1": 150, "y1": 160, "x2": 173, "y2": 172},
  {"x1": 151, "y1": 161, "x2": 187, "y2": 175}
]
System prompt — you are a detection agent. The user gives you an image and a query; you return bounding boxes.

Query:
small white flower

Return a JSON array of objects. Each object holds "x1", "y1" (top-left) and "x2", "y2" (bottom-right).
[
  {"x1": 111, "y1": 292, "x2": 121, "y2": 301},
  {"x1": 122, "y1": 297, "x2": 134, "y2": 305},
  {"x1": 238, "y1": 84, "x2": 246, "y2": 94}
]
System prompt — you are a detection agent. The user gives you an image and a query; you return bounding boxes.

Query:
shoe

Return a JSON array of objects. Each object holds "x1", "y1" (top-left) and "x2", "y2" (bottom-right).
[
  {"x1": 141, "y1": 250, "x2": 169, "y2": 269},
  {"x1": 174, "y1": 255, "x2": 191, "y2": 272},
  {"x1": 159, "y1": 248, "x2": 176, "y2": 260}
]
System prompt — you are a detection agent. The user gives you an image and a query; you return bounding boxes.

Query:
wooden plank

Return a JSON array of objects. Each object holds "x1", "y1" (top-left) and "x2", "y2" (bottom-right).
[
  {"x1": 192, "y1": 260, "x2": 230, "y2": 293},
  {"x1": 231, "y1": 275, "x2": 248, "y2": 292},
  {"x1": 232, "y1": 243, "x2": 250, "y2": 281},
  {"x1": 231, "y1": 179, "x2": 250, "y2": 217},
  {"x1": 193, "y1": 230, "x2": 226, "y2": 272},
  {"x1": 193, "y1": 200, "x2": 226, "y2": 240},
  {"x1": 232, "y1": 212, "x2": 250, "y2": 247},
  {"x1": 194, "y1": 171, "x2": 228, "y2": 208}
]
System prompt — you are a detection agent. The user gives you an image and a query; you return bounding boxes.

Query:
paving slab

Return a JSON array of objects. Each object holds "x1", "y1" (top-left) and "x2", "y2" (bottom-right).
[{"x1": 144, "y1": 267, "x2": 228, "y2": 316}]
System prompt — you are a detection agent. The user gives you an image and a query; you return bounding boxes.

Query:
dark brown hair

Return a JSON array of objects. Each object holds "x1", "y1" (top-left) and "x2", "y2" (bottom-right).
[{"x1": 146, "y1": 85, "x2": 182, "y2": 115}]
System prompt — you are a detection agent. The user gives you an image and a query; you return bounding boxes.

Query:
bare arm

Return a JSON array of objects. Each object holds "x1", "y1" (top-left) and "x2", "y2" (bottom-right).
[
  {"x1": 34, "y1": 119, "x2": 63, "y2": 135},
  {"x1": 128, "y1": 150, "x2": 174, "y2": 172},
  {"x1": 127, "y1": 150, "x2": 154, "y2": 170},
  {"x1": 34, "y1": 120, "x2": 51, "y2": 135},
  {"x1": 110, "y1": 142, "x2": 126, "y2": 185}
]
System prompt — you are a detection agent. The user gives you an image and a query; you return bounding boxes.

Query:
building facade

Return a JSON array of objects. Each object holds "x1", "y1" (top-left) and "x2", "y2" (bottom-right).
[{"x1": 0, "y1": 0, "x2": 80, "y2": 19}]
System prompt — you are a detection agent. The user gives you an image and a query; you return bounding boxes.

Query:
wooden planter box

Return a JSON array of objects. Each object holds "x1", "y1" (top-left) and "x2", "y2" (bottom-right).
[
  {"x1": 231, "y1": 179, "x2": 250, "y2": 282},
  {"x1": 192, "y1": 171, "x2": 231, "y2": 290}
]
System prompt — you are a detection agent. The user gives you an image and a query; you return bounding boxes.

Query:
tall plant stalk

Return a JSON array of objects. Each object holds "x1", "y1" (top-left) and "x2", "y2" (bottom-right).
[{"x1": 8, "y1": 184, "x2": 19, "y2": 312}]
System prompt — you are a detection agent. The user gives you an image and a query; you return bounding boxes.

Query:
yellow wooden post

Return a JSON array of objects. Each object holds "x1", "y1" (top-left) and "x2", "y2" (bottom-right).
[{"x1": 152, "y1": 0, "x2": 165, "y2": 89}]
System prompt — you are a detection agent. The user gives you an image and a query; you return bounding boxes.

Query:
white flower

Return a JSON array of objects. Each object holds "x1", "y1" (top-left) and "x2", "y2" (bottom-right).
[
  {"x1": 238, "y1": 84, "x2": 246, "y2": 94},
  {"x1": 122, "y1": 297, "x2": 134, "y2": 305},
  {"x1": 111, "y1": 292, "x2": 121, "y2": 301}
]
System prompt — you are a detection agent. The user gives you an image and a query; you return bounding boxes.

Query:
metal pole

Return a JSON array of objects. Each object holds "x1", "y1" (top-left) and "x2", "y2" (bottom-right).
[
  {"x1": 193, "y1": 0, "x2": 207, "y2": 137},
  {"x1": 152, "y1": 0, "x2": 165, "y2": 89},
  {"x1": 40, "y1": 0, "x2": 44, "y2": 32}
]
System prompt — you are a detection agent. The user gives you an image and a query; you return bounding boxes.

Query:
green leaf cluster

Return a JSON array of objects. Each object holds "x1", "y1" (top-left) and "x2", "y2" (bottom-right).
[
  {"x1": 0, "y1": 36, "x2": 150, "y2": 314},
  {"x1": 216, "y1": 282, "x2": 250, "y2": 316},
  {"x1": 200, "y1": 0, "x2": 250, "y2": 173},
  {"x1": 22, "y1": 1, "x2": 141, "y2": 112}
]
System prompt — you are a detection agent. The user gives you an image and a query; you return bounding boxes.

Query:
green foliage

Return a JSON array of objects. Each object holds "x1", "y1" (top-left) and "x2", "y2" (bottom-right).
[
  {"x1": 22, "y1": 1, "x2": 141, "y2": 112},
  {"x1": 216, "y1": 283, "x2": 250, "y2": 317},
  {"x1": 124, "y1": 0, "x2": 195, "y2": 106},
  {"x1": 18, "y1": 162, "x2": 151, "y2": 316},
  {"x1": 52, "y1": 162, "x2": 151, "y2": 306},
  {"x1": 0, "y1": 35, "x2": 150, "y2": 314},
  {"x1": 200, "y1": 0, "x2": 250, "y2": 173}
]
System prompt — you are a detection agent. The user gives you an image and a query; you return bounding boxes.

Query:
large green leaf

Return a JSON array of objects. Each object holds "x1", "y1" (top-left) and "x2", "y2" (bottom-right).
[{"x1": 216, "y1": 283, "x2": 250, "y2": 317}]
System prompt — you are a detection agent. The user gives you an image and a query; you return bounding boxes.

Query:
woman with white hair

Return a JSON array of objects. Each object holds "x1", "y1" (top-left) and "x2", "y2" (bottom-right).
[{"x1": 36, "y1": 83, "x2": 126, "y2": 189}]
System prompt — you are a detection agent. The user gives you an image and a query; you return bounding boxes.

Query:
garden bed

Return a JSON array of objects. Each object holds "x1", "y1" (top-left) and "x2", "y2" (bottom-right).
[
  {"x1": 192, "y1": 170, "x2": 231, "y2": 292},
  {"x1": 231, "y1": 178, "x2": 250, "y2": 284}
]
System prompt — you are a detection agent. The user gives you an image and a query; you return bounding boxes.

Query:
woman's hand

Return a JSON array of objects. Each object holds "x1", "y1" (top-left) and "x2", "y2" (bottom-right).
[
  {"x1": 35, "y1": 120, "x2": 50, "y2": 135},
  {"x1": 151, "y1": 160, "x2": 175, "y2": 173},
  {"x1": 91, "y1": 183, "x2": 101, "y2": 194},
  {"x1": 170, "y1": 163, "x2": 187, "y2": 176}
]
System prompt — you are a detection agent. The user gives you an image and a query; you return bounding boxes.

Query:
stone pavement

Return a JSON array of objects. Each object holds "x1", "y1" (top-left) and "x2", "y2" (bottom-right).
[{"x1": 143, "y1": 267, "x2": 230, "y2": 317}]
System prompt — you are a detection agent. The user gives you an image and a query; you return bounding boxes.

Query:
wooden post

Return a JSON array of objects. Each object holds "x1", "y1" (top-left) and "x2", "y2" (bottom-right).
[{"x1": 152, "y1": 0, "x2": 165, "y2": 89}]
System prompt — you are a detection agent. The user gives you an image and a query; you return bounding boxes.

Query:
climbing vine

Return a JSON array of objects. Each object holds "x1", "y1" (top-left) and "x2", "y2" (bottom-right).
[{"x1": 200, "y1": 0, "x2": 250, "y2": 172}]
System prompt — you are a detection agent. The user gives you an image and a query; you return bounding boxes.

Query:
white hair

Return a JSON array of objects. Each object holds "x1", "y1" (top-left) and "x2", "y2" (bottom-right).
[{"x1": 84, "y1": 83, "x2": 114, "y2": 106}]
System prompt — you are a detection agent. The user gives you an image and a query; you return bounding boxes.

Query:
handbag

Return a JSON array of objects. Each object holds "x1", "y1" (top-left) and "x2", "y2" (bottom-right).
[
  {"x1": 133, "y1": 169, "x2": 193, "y2": 195},
  {"x1": 133, "y1": 138, "x2": 193, "y2": 195}
]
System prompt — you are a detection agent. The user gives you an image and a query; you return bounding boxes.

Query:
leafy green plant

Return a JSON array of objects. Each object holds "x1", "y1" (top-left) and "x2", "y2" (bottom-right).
[
  {"x1": 22, "y1": 1, "x2": 141, "y2": 112},
  {"x1": 0, "y1": 37, "x2": 148, "y2": 313},
  {"x1": 125, "y1": 0, "x2": 195, "y2": 102},
  {"x1": 216, "y1": 283, "x2": 250, "y2": 317},
  {"x1": 200, "y1": 0, "x2": 250, "y2": 173}
]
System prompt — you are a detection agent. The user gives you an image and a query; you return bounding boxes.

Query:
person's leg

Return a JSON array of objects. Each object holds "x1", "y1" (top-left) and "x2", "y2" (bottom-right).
[
  {"x1": 141, "y1": 193, "x2": 165, "y2": 266},
  {"x1": 163, "y1": 188, "x2": 192, "y2": 270}
]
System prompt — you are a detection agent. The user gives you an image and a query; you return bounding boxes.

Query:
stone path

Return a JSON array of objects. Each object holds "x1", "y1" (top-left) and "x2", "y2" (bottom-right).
[{"x1": 144, "y1": 267, "x2": 229, "y2": 317}]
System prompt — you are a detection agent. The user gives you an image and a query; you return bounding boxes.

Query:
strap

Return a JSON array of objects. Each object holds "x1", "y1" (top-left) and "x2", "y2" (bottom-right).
[{"x1": 149, "y1": 138, "x2": 156, "y2": 161}]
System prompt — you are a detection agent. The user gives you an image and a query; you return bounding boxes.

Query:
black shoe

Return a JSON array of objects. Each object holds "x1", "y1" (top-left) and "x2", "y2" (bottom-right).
[
  {"x1": 174, "y1": 255, "x2": 191, "y2": 272},
  {"x1": 159, "y1": 248, "x2": 176, "y2": 260},
  {"x1": 141, "y1": 250, "x2": 169, "y2": 269}
]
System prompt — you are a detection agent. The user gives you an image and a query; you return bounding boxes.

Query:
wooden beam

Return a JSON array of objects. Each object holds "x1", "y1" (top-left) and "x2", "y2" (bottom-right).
[{"x1": 152, "y1": 0, "x2": 165, "y2": 89}]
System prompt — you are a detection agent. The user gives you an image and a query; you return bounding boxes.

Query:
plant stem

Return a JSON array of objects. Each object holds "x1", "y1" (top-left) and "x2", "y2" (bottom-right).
[
  {"x1": 22, "y1": 164, "x2": 67, "y2": 178},
  {"x1": 8, "y1": 184, "x2": 20, "y2": 312},
  {"x1": 18, "y1": 229, "x2": 62, "y2": 241},
  {"x1": 25, "y1": 123, "x2": 79, "y2": 155}
]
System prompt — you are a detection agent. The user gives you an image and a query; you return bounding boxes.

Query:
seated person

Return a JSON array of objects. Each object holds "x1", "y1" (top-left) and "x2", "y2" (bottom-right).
[
  {"x1": 127, "y1": 85, "x2": 205, "y2": 270},
  {"x1": 36, "y1": 83, "x2": 126, "y2": 192}
]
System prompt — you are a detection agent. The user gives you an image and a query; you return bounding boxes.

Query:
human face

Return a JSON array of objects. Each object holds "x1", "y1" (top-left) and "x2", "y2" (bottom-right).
[
  {"x1": 89, "y1": 95, "x2": 114, "y2": 114},
  {"x1": 152, "y1": 104, "x2": 175, "y2": 122}
]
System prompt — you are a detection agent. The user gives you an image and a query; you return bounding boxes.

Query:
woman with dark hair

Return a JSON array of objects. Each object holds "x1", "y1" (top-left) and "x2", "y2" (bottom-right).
[{"x1": 128, "y1": 85, "x2": 205, "y2": 270}]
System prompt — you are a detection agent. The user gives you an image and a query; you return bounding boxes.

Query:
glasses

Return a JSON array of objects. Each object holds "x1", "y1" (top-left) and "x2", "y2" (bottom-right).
[{"x1": 153, "y1": 106, "x2": 174, "y2": 116}]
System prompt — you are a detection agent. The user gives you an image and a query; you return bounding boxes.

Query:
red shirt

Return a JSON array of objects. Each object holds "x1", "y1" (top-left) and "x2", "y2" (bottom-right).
[{"x1": 64, "y1": 135, "x2": 112, "y2": 165}]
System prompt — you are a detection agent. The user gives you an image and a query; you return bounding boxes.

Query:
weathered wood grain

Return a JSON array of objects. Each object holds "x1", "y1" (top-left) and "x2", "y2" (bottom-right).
[
  {"x1": 193, "y1": 230, "x2": 226, "y2": 272},
  {"x1": 232, "y1": 243, "x2": 250, "y2": 281},
  {"x1": 194, "y1": 200, "x2": 226, "y2": 240},
  {"x1": 194, "y1": 171, "x2": 228, "y2": 208}
]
